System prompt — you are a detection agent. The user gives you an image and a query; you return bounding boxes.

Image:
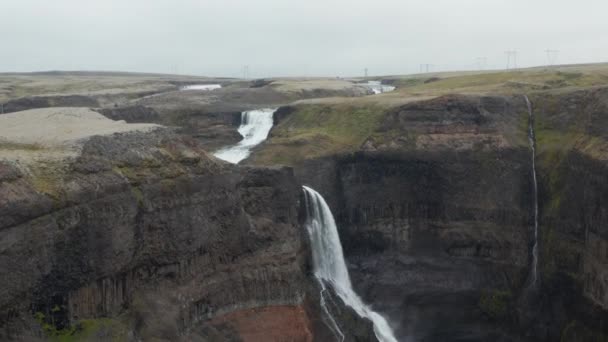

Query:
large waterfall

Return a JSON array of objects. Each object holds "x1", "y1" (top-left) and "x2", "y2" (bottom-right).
[
  {"x1": 213, "y1": 108, "x2": 276, "y2": 164},
  {"x1": 302, "y1": 186, "x2": 398, "y2": 342},
  {"x1": 524, "y1": 95, "x2": 539, "y2": 287}
]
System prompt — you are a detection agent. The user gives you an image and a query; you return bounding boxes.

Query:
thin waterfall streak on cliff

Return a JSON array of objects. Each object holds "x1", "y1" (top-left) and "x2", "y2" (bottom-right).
[
  {"x1": 524, "y1": 95, "x2": 539, "y2": 287},
  {"x1": 213, "y1": 108, "x2": 276, "y2": 164},
  {"x1": 302, "y1": 186, "x2": 399, "y2": 342}
]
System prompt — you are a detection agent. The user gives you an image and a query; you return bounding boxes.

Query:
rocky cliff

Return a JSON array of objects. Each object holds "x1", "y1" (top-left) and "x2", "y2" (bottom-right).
[
  {"x1": 4, "y1": 70, "x2": 608, "y2": 341},
  {"x1": 263, "y1": 92, "x2": 608, "y2": 341},
  {"x1": 291, "y1": 95, "x2": 532, "y2": 341},
  {"x1": 0, "y1": 108, "x2": 378, "y2": 341}
]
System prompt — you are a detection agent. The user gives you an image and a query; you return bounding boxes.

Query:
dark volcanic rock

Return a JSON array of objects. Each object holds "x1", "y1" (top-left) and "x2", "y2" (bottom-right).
[
  {"x1": 95, "y1": 105, "x2": 161, "y2": 123},
  {"x1": 134, "y1": 80, "x2": 369, "y2": 152},
  {"x1": 296, "y1": 149, "x2": 532, "y2": 341},
  {"x1": 292, "y1": 91, "x2": 608, "y2": 341},
  {"x1": 172, "y1": 110, "x2": 244, "y2": 152},
  {"x1": 0, "y1": 128, "x2": 310, "y2": 341},
  {"x1": 2, "y1": 95, "x2": 98, "y2": 113}
]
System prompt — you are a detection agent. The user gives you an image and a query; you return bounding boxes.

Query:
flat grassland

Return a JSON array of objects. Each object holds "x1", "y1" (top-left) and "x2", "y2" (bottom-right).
[{"x1": 249, "y1": 63, "x2": 608, "y2": 165}]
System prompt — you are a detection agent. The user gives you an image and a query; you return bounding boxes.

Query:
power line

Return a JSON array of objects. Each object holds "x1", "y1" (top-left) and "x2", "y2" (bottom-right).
[
  {"x1": 505, "y1": 50, "x2": 518, "y2": 71},
  {"x1": 476, "y1": 57, "x2": 487, "y2": 70},
  {"x1": 419, "y1": 64, "x2": 434, "y2": 73},
  {"x1": 545, "y1": 49, "x2": 560, "y2": 66}
]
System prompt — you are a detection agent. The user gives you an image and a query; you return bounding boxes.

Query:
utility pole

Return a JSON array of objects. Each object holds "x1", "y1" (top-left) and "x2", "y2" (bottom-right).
[
  {"x1": 505, "y1": 50, "x2": 517, "y2": 71},
  {"x1": 545, "y1": 49, "x2": 560, "y2": 66},
  {"x1": 476, "y1": 57, "x2": 487, "y2": 70},
  {"x1": 420, "y1": 64, "x2": 433, "y2": 73}
]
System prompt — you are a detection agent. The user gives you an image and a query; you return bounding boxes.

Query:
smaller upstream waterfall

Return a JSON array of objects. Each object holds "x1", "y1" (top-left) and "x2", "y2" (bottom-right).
[
  {"x1": 213, "y1": 108, "x2": 276, "y2": 164},
  {"x1": 364, "y1": 81, "x2": 396, "y2": 94},
  {"x1": 142, "y1": 84, "x2": 222, "y2": 99},
  {"x1": 524, "y1": 95, "x2": 539, "y2": 287},
  {"x1": 302, "y1": 186, "x2": 398, "y2": 342},
  {"x1": 180, "y1": 84, "x2": 222, "y2": 91}
]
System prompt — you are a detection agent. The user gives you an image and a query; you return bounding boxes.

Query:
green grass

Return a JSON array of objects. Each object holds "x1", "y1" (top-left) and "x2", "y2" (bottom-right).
[
  {"x1": 35, "y1": 312, "x2": 129, "y2": 342},
  {"x1": 250, "y1": 65, "x2": 608, "y2": 167},
  {"x1": 251, "y1": 103, "x2": 388, "y2": 165},
  {"x1": 561, "y1": 320, "x2": 608, "y2": 342},
  {"x1": 0, "y1": 141, "x2": 45, "y2": 151},
  {"x1": 391, "y1": 70, "x2": 608, "y2": 96},
  {"x1": 478, "y1": 289, "x2": 512, "y2": 320}
]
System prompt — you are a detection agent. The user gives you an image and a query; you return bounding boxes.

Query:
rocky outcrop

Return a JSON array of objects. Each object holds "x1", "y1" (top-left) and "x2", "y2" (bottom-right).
[
  {"x1": 96, "y1": 105, "x2": 161, "y2": 123},
  {"x1": 0, "y1": 107, "x2": 382, "y2": 341},
  {"x1": 296, "y1": 149, "x2": 532, "y2": 341},
  {"x1": 170, "y1": 110, "x2": 244, "y2": 152},
  {"x1": 0, "y1": 113, "x2": 242, "y2": 339},
  {"x1": 2, "y1": 95, "x2": 99, "y2": 114},
  {"x1": 0, "y1": 125, "x2": 307, "y2": 340},
  {"x1": 290, "y1": 92, "x2": 608, "y2": 341},
  {"x1": 95, "y1": 104, "x2": 243, "y2": 152},
  {"x1": 524, "y1": 88, "x2": 608, "y2": 340}
]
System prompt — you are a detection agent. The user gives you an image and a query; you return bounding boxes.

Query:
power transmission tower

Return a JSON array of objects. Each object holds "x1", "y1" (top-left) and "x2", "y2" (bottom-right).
[
  {"x1": 420, "y1": 64, "x2": 433, "y2": 73},
  {"x1": 243, "y1": 65, "x2": 250, "y2": 79},
  {"x1": 476, "y1": 57, "x2": 487, "y2": 70},
  {"x1": 505, "y1": 50, "x2": 518, "y2": 71},
  {"x1": 545, "y1": 49, "x2": 560, "y2": 66},
  {"x1": 364, "y1": 68, "x2": 368, "y2": 78}
]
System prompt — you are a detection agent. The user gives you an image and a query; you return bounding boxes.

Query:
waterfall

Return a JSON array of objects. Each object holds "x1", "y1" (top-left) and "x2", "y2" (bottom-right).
[
  {"x1": 364, "y1": 81, "x2": 396, "y2": 94},
  {"x1": 180, "y1": 84, "x2": 222, "y2": 91},
  {"x1": 302, "y1": 186, "x2": 398, "y2": 342},
  {"x1": 524, "y1": 95, "x2": 539, "y2": 287},
  {"x1": 213, "y1": 108, "x2": 276, "y2": 164}
]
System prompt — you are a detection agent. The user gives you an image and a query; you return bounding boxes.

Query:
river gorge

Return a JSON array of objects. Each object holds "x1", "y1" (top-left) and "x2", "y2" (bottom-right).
[{"x1": 1, "y1": 70, "x2": 607, "y2": 341}]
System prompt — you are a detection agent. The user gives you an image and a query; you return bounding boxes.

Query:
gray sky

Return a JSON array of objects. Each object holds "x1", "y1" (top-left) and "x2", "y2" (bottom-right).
[{"x1": 2, "y1": 0, "x2": 607, "y2": 77}]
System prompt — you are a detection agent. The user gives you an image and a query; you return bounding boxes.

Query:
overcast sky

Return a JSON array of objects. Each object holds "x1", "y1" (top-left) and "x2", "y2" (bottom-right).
[{"x1": 2, "y1": 0, "x2": 607, "y2": 77}]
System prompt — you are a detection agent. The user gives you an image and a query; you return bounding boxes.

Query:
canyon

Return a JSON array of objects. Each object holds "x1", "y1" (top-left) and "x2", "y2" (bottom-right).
[{"x1": 1, "y1": 66, "x2": 608, "y2": 341}]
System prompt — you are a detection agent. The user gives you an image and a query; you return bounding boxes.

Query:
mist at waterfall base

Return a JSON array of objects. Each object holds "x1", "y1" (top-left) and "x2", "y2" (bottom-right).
[
  {"x1": 302, "y1": 186, "x2": 398, "y2": 342},
  {"x1": 213, "y1": 108, "x2": 276, "y2": 164}
]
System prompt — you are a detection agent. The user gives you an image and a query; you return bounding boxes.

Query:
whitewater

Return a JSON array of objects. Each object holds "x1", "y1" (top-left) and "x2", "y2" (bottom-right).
[
  {"x1": 213, "y1": 108, "x2": 276, "y2": 164},
  {"x1": 302, "y1": 186, "x2": 398, "y2": 342}
]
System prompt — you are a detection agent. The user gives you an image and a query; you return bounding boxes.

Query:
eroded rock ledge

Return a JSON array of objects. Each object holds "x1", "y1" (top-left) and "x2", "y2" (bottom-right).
[{"x1": 0, "y1": 109, "x2": 330, "y2": 341}]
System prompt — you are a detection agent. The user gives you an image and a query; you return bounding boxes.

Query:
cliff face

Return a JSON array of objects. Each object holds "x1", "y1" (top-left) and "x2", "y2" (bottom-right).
[
  {"x1": 0, "y1": 108, "x2": 314, "y2": 341},
  {"x1": 4, "y1": 76, "x2": 608, "y2": 341},
  {"x1": 528, "y1": 88, "x2": 608, "y2": 340},
  {"x1": 2, "y1": 95, "x2": 100, "y2": 114},
  {"x1": 297, "y1": 150, "x2": 532, "y2": 341},
  {"x1": 292, "y1": 92, "x2": 608, "y2": 341}
]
